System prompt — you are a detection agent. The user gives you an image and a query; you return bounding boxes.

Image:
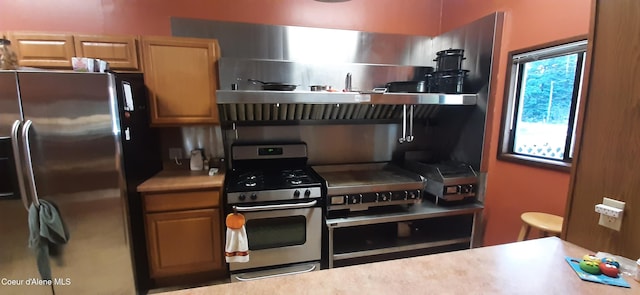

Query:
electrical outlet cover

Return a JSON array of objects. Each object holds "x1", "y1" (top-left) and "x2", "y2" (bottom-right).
[
  {"x1": 598, "y1": 197, "x2": 625, "y2": 231},
  {"x1": 169, "y1": 148, "x2": 183, "y2": 160}
]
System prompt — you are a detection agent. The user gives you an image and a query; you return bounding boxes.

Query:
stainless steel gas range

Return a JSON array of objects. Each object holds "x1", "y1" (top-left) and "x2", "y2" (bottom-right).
[{"x1": 224, "y1": 143, "x2": 324, "y2": 282}]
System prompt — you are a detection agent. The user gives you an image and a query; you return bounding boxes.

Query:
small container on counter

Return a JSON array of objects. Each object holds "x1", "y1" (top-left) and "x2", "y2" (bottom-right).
[{"x1": 310, "y1": 85, "x2": 327, "y2": 91}]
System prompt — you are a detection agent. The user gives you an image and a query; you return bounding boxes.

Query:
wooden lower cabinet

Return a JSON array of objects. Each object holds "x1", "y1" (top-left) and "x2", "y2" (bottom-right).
[
  {"x1": 143, "y1": 189, "x2": 225, "y2": 283},
  {"x1": 146, "y1": 209, "x2": 223, "y2": 278}
]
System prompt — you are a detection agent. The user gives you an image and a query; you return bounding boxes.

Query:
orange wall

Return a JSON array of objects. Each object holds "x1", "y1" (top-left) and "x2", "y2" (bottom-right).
[
  {"x1": 1, "y1": 0, "x2": 591, "y2": 246},
  {"x1": 0, "y1": 0, "x2": 441, "y2": 36},
  {"x1": 441, "y1": 0, "x2": 591, "y2": 245}
]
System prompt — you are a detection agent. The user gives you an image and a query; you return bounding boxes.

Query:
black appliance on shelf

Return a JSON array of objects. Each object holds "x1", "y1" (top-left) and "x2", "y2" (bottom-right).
[
  {"x1": 431, "y1": 48, "x2": 468, "y2": 94},
  {"x1": 434, "y1": 49, "x2": 466, "y2": 71},
  {"x1": 385, "y1": 66, "x2": 435, "y2": 93}
]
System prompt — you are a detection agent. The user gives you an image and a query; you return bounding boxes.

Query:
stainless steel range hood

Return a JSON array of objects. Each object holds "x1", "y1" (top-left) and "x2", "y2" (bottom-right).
[
  {"x1": 217, "y1": 90, "x2": 477, "y2": 105},
  {"x1": 216, "y1": 90, "x2": 476, "y2": 122}
]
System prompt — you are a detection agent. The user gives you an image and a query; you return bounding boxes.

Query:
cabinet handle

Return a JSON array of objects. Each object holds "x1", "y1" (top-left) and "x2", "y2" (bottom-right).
[{"x1": 233, "y1": 264, "x2": 317, "y2": 282}]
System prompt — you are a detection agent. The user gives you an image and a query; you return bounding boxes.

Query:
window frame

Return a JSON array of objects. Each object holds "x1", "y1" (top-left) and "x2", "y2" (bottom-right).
[{"x1": 498, "y1": 36, "x2": 588, "y2": 172}]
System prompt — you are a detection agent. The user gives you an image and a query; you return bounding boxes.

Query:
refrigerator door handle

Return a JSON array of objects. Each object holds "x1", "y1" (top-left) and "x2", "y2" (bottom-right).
[
  {"x1": 11, "y1": 120, "x2": 30, "y2": 211},
  {"x1": 21, "y1": 120, "x2": 40, "y2": 208}
]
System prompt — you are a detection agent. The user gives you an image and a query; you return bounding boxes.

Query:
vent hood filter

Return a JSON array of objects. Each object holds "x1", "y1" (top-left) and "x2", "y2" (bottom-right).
[{"x1": 220, "y1": 103, "x2": 443, "y2": 122}]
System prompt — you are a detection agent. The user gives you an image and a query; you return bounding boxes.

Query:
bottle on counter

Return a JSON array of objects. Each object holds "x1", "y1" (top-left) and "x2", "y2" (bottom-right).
[
  {"x1": 189, "y1": 149, "x2": 204, "y2": 171},
  {"x1": 203, "y1": 158, "x2": 210, "y2": 171}
]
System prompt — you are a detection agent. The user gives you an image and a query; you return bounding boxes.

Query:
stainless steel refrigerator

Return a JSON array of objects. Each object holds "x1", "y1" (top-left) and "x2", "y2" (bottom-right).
[{"x1": 0, "y1": 71, "x2": 161, "y2": 294}]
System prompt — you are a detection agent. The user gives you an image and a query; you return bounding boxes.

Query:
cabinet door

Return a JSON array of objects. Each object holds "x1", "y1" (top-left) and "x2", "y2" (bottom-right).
[
  {"x1": 74, "y1": 35, "x2": 140, "y2": 70},
  {"x1": 145, "y1": 208, "x2": 223, "y2": 278},
  {"x1": 141, "y1": 36, "x2": 220, "y2": 125},
  {"x1": 7, "y1": 32, "x2": 75, "y2": 68}
]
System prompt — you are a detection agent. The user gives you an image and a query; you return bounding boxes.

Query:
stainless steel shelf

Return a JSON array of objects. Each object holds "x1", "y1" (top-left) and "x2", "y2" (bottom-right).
[
  {"x1": 326, "y1": 205, "x2": 481, "y2": 268},
  {"x1": 217, "y1": 90, "x2": 477, "y2": 105},
  {"x1": 326, "y1": 201, "x2": 484, "y2": 228},
  {"x1": 332, "y1": 237, "x2": 471, "y2": 261}
]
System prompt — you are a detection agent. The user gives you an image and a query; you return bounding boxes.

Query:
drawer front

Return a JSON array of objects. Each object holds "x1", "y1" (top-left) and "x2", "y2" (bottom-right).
[{"x1": 144, "y1": 190, "x2": 219, "y2": 212}]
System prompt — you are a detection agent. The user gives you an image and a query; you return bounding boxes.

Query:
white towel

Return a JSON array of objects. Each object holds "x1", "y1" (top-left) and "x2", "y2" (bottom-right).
[{"x1": 225, "y1": 225, "x2": 249, "y2": 263}]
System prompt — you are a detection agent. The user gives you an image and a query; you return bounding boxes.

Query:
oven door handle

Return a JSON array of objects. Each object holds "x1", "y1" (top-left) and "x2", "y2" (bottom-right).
[
  {"x1": 233, "y1": 264, "x2": 317, "y2": 282},
  {"x1": 233, "y1": 200, "x2": 317, "y2": 212}
]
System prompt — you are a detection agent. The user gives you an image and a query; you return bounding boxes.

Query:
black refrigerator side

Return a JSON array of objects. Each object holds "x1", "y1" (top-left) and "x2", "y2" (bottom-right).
[
  {"x1": 113, "y1": 72, "x2": 163, "y2": 294},
  {"x1": 0, "y1": 71, "x2": 22, "y2": 202}
]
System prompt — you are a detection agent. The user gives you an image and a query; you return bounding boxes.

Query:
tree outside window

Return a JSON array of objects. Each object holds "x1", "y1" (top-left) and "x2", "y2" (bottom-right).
[{"x1": 499, "y1": 39, "x2": 586, "y2": 170}]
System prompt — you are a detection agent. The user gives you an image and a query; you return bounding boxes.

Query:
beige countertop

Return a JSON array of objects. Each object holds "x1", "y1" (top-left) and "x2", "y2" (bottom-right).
[
  {"x1": 159, "y1": 237, "x2": 639, "y2": 295},
  {"x1": 137, "y1": 169, "x2": 225, "y2": 193}
]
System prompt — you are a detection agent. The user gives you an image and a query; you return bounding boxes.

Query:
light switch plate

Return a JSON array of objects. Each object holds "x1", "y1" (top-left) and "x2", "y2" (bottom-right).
[{"x1": 598, "y1": 197, "x2": 625, "y2": 231}]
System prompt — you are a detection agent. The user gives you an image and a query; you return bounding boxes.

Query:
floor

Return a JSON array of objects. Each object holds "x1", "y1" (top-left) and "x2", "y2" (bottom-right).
[{"x1": 147, "y1": 278, "x2": 230, "y2": 294}]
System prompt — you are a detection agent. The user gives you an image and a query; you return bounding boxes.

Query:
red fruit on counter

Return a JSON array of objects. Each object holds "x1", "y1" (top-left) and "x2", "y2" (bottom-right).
[
  {"x1": 599, "y1": 262, "x2": 619, "y2": 278},
  {"x1": 600, "y1": 257, "x2": 621, "y2": 268}
]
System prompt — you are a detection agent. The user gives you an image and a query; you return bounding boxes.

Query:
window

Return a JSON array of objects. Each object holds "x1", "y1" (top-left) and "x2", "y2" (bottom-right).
[{"x1": 499, "y1": 39, "x2": 587, "y2": 170}]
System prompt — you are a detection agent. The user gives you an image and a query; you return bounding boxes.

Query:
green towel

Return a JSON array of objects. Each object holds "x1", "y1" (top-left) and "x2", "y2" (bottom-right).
[{"x1": 28, "y1": 199, "x2": 70, "y2": 280}]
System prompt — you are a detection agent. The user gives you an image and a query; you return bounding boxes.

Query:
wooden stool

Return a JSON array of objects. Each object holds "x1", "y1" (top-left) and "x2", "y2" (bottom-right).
[{"x1": 517, "y1": 212, "x2": 563, "y2": 241}]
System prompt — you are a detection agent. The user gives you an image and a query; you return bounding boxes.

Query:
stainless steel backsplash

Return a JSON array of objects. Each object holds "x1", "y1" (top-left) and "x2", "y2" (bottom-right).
[
  {"x1": 171, "y1": 18, "x2": 434, "y2": 64},
  {"x1": 216, "y1": 58, "x2": 422, "y2": 92},
  {"x1": 166, "y1": 13, "x2": 504, "y2": 171},
  {"x1": 224, "y1": 123, "x2": 429, "y2": 167},
  {"x1": 158, "y1": 126, "x2": 225, "y2": 168},
  {"x1": 171, "y1": 17, "x2": 437, "y2": 92}
]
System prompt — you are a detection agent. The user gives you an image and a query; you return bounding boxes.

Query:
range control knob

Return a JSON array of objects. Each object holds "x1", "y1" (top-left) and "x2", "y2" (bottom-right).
[
  {"x1": 407, "y1": 191, "x2": 417, "y2": 199},
  {"x1": 250, "y1": 193, "x2": 257, "y2": 200},
  {"x1": 293, "y1": 190, "x2": 301, "y2": 198},
  {"x1": 238, "y1": 194, "x2": 246, "y2": 201},
  {"x1": 304, "y1": 189, "x2": 311, "y2": 198}
]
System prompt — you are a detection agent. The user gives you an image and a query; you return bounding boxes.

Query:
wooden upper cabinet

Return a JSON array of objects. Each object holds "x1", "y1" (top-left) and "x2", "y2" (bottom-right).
[
  {"x1": 141, "y1": 36, "x2": 220, "y2": 125},
  {"x1": 74, "y1": 35, "x2": 140, "y2": 71},
  {"x1": 7, "y1": 32, "x2": 75, "y2": 68}
]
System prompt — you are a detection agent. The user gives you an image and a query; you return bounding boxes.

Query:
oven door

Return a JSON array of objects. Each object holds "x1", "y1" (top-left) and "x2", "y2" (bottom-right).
[{"x1": 229, "y1": 200, "x2": 322, "y2": 272}]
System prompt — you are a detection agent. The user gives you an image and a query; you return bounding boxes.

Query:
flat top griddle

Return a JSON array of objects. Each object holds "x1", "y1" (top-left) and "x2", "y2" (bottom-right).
[{"x1": 313, "y1": 162, "x2": 424, "y2": 195}]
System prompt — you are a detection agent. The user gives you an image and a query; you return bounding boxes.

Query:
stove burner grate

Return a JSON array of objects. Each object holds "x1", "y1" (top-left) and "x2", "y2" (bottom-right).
[{"x1": 237, "y1": 172, "x2": 264, "y2": 188}]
